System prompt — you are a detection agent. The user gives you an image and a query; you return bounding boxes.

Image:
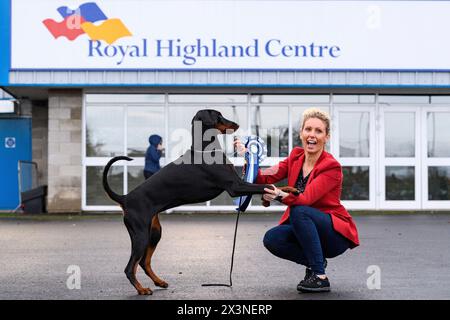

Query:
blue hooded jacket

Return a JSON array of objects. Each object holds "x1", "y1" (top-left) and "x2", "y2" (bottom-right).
[{"x1": 144, "y1": 134, "x2": 162, "y2": 173}]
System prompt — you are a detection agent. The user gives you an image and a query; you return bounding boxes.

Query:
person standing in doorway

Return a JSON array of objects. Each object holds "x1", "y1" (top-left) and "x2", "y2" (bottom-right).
[{"x1": 144, "y1": 134, "x2": 164, "y2": 179}]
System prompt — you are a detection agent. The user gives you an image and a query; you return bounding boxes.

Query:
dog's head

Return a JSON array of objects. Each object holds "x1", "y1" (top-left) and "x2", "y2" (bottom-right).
[{"x1": 191, "y1": 109, "x2": 239, "y2": 134}]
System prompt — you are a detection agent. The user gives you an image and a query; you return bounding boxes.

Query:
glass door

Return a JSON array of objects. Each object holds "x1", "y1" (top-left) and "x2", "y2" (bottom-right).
[
  {"x1": 248, "y1": 104, "x2": 289, "y2": 209},
  {"x1": 332, "y1": 106, "x2": 376, "y2": 210},
  {"x1": 379, "y1": 106, "x2": 421, "y2": 209},
  {"x1": 421, "y1": 106, "x2": 450, "y2": 209},
  {"x1": 83, "y1": 94, "x2": 166, "y2": 211}
]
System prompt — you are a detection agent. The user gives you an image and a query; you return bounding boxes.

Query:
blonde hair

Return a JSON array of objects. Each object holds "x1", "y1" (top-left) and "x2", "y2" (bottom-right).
[{"x1": 301, "y1": 108, "x2": 331, "y2": 135}]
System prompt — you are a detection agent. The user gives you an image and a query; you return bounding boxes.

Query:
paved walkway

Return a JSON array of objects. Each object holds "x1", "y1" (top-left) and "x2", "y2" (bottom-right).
[{"x1": 0, "y1": 213, "x2": 449, "y2": 300}]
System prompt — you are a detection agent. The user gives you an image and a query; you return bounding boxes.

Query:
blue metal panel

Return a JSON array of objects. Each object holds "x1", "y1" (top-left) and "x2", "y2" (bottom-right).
[
  {"x1": 0, "y1": 0, "x2": 11, "y2": 85},
  {"x1": 0, "y1": 118, "x2": 32, "y2": 210}
]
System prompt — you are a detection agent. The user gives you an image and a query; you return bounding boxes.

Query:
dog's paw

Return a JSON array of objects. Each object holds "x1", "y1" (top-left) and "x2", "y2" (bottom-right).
[
  {"x1": 138, "y1": 287, "x2": 153, "y2": 295},
  {"x1": 280, "y1": 186, "x2": 300, "y2": 195},
  {"x1": 155, "y1": 280, "x2": 169, "y2": 288}
]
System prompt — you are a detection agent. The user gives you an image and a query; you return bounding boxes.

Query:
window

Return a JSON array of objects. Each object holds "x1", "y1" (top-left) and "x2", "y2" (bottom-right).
[
  {"x1": 423, "y1": 108, "x2": 450, "y2": 209},
  {"x1": 385, "y1": 112, "x2": 415, "y2": 157},
  {"x1": 428, "y1": 167, "x2": 450, "y2": 200},
  {"x1": 385, "y1": 166, "x2": 415, "y2": 200},
  {"x1": 339, "y1": 112, "x2": 370, "y2": 158},
  {"x1": 86, "y1": 166, "x2": 123, "y2": 206},
  {"x1": 427, "y1": 112, "x2": 450, "y2": 157},
  {"x1": 127, "y1": 106, "x2": 164, "y2": 157},
  {"x1": 342, "y1": 166, "x2": 370, "y2": 201},
  {"x1": 250, "y1": 105, "x2": 289, "y2": 157},
  {"x1": 86, "y1": 106, "x2": 124, "y2": 157}
]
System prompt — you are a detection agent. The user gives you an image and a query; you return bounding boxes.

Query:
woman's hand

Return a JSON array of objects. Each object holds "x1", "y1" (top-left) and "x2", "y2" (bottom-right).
[
  {"x1": 263, "y1": 185, "x2": 289, "y2": 202},
  {"x1": 233, "y1": 138, "x2": 247, "y2": 156}
]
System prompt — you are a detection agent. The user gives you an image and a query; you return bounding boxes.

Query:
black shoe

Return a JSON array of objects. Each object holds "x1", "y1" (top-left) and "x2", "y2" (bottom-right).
[
  {"x1": 301, "y1": 259, "x2": 327, "y2": 287},
  {"x1": 297, "y1": 272, "x2": 331, "y2": 293}
]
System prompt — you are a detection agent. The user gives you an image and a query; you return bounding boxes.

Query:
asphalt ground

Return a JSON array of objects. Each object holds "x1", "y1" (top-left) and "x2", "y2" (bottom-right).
[{"x1": 0, "y1": 212, "x2": 449, "y2": 300}]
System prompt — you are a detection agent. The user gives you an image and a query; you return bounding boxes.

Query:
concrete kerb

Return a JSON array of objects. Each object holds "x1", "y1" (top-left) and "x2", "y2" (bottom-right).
[{"x1": 1, "y1": 210, "x2": 450, "y2": 221}]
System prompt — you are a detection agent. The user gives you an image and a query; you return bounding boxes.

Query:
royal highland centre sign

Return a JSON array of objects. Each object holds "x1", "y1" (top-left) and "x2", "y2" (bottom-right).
[{"x1": 10, "y1": 0, "x2": 450, "y2": 70}]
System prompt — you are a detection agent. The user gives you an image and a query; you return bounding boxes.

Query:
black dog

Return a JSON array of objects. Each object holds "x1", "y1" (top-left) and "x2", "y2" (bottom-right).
[{"x1": 103, "y1": 109, "x2": 276, "y2": 295}]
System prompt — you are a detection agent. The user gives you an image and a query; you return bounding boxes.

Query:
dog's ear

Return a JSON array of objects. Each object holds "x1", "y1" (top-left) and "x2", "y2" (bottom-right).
[{"x1": 192, "y1": 110, "x2": 219, "y2": 127}]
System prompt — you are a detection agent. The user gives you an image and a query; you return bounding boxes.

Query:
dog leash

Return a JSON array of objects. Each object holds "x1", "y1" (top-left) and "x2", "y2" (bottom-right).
[
  {"x1": 201, "y1": 207, "x2": 241, "y2": 288},
  {"x1": 202, "y1": 136, "x2": 265, "y2": 288}
]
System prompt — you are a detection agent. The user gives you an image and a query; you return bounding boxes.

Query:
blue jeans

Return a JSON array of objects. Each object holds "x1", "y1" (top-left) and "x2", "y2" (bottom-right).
[{"x1": 263, "y1": 205, "x2": 350, "y2": 275}]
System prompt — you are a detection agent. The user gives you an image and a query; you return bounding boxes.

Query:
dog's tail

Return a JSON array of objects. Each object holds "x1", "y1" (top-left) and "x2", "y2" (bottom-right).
[{"x1": 102, "y1": 156, "x2": 132, "y2": 206}]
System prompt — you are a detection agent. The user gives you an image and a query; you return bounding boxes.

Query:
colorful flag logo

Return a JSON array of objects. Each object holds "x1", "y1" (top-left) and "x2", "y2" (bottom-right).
[{"x1": 43, "y1": 2, "x2": 132, "y2": 44}]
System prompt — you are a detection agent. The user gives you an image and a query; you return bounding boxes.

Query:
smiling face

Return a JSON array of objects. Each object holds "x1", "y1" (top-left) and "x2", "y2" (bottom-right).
[{"x1": 300, "y1": 117, "x2": 330, "y2": 155}]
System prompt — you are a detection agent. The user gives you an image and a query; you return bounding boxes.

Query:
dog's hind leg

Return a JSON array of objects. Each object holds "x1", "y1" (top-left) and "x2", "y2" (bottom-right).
[
  {"x1": 139, "y1": 214, "x2": 169, "y2": 288},
  {"x1": 123, "y1": 215, "x2": 152, "y2": 295}
]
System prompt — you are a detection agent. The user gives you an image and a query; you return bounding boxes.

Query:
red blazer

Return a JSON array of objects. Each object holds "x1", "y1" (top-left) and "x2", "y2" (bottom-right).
[{"x1": 256, "y1": 147, "x2": 360, "y2": 248}]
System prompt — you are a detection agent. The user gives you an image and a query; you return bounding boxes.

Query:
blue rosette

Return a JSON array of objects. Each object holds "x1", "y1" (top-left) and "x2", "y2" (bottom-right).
[{"x1": 233, "y1": 135, "x2": 267, "y2": 212}]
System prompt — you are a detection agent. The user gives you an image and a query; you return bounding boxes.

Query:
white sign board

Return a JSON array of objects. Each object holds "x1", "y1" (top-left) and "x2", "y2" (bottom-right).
[{"x1": 10, "y1": 0, "x2": 450, "y2": 70}]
